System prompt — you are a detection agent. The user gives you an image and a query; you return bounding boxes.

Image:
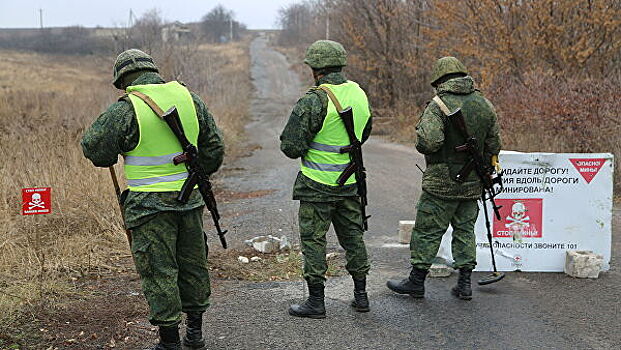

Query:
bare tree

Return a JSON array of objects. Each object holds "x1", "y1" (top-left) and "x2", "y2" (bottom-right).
[
  {"x1": 429, "y1": 0, "x2": 621, "y2": 83},
  {"x1": 201, "y1": 5, "x2": 241, "y2": 43},
  {"x1": 276, "y1": 0, "x2": 328, "y2": 46},
  {"x1": 130, "y1": 8, "x2": 163, "y2": 54}
]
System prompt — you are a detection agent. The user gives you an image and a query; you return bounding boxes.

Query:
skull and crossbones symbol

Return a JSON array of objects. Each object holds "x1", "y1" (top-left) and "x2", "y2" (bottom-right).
[
  {"x1": 505, "y1": 202, "x2": 530, "y2": 241},
  {"x1": 28, "y1": 193, "x2": 45, "y2": 210},
  {"x1": 505, "y1": 202, "x2": 530, "y2": 228}
]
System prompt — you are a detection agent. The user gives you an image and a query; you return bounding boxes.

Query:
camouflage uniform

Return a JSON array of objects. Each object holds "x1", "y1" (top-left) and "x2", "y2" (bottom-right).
[
  {"x1": 280, "y1": 70, "x2": 372, "y2": 286},
  {"x1": 81, "y1": 70, "x2": 224, "y2": 328},
  {"x1": 281, "y1": 40, "x2": 373, "y2": 317},
  {"x1": 411, "y1": 61, "x2": 501, "y2": 271},
  {"x1": 387, "y1": 57, "x2": 501, "y2": 300}
]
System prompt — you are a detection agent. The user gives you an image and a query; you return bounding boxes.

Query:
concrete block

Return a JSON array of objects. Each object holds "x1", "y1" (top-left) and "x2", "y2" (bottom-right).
[
  {"x1": 245, "y1": 235, "x2": 287, "y2": 254},
  {"x1": 252, "y1": 236, "x2": 281, "y2": 254},
  {"x1": 429, "y1": 263, "x2": 453, "y2": 278},
  {"x1": 398, "y1": 220, "x2": 416, "y2": 244},
  {"x1": 326, "y1": 252, "x2": 340, "y2": 259},
  {"x1": 279, "y1": 235, "x2": 292, "y2": 251},
  {"x1": 564, "y1": 250, "x2": 603, "y2": 279}
]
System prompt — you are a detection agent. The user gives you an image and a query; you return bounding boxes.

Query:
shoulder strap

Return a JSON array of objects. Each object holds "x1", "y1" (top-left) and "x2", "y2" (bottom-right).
[
  {"x1": 129, "y1": 91, "x2": 165, "y2": 118},
  {"x1": 432, "y1": 95, "x2": 452, "y2": 116},
  {"x1": 317, "y1": 85, "x2": 344, "y2": 112}
]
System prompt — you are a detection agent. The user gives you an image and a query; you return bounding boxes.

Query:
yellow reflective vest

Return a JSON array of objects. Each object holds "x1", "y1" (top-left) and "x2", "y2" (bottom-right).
[
  {"x1": 123, "y1": 82, "x2": 199, "y2": 192},
  {"x1": 301, "y1": 81, "x2": 371, "y2": 186}
]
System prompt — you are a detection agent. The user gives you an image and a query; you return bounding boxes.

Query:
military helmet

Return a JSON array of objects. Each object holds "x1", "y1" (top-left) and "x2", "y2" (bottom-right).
[
  {"x1": 430, "y1": 56, "x2": 468, "y2": 86},
  {"x1": 113, "y1": 49, "x2": 159, "y2": 88},
  {"x1": 304, "y1": 40, "x2": 347, "y2": 69}
]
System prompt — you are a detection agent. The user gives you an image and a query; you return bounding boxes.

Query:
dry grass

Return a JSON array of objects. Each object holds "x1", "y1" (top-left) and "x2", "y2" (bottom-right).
[
  {"x1": 0, "y1": 52, "x2": 121, "y2": 332},
  {"x1": 209, "y1": 248, "x2": 347, "y2": 282},
  {"x1": 0, "y1": 38, "x2": 251, "y2": 342}
]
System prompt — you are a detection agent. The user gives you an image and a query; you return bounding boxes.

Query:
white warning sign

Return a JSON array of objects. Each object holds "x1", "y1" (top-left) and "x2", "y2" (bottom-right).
[{"x1": 438, "y1": 151, "x2": 614, "y2": 272}]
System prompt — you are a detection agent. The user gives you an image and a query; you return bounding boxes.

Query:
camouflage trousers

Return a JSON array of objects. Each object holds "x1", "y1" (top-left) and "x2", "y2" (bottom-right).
[
  {"x1": 298, "y1": 199, "x2": 370, "y2": 285},
  {"x1": 410, "y1": 191, "x2": 479, "y2": 270},
  {"x1": 130, "y1": 207, "x2": 211, "y2": 327}
]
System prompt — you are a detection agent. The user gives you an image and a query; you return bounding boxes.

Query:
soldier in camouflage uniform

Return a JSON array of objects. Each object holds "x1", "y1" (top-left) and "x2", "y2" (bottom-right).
[
  {"x1": 386, "y1": 57, "x2": 502, "y2": 300},
  {"x1": 82, "y1": 49, "x2": 224, "y2": 349},
  {"x1": 280, "y1": 40, "x2": 372, "y2": 318}
]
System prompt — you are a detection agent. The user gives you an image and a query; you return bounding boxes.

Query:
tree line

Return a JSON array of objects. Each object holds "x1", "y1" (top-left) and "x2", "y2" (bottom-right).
[
  {"x1": 277, "y1": 0, "x2": 621, "y2": 184},
  {"x1": 0, "y1": 5, "x2": 247, "y2": 55}
]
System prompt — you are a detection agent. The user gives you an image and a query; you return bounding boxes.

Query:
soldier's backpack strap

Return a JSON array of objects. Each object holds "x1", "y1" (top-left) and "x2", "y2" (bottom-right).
[
  {"x1": 317, "y1": 85, "x2": 344, "y2": 112},
  {"x1": 432, "y1": 95, "x2": 452, "y2": 116},
  {"x1": 128, "y1": 91, "x2": 165, "y2": 118}
]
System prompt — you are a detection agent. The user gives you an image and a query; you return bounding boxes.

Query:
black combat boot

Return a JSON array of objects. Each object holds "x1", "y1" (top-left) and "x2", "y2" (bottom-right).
[
  {"x1": 451, "y1": 268, "x2": 473, "y2": 300},
  {"x1": 288, "y1": 284, "x2": 326, "y2": 319},
  {"x1": 351, "y1": 277, "x2": 370, "y2": 312},
  {"x1": 148, "y1": 325, "x2": 181, "y2": 350},
  {"x1": 386, "y1": 268, "x2": 427, "y2": 298},
  {"x1": 183, "y1": 312, "x2": 206, "y2": 349}
]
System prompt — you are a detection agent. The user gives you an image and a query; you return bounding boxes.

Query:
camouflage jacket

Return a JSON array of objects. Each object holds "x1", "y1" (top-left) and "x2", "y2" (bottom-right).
[
  {"x1": 417, "y1": 76, "x2": 501, "y2": 200},
  {"x1": 81, "y1": 72, "x2": 225, "y2": 228},
  {"x1": 279, "y1": 72, "x2": 372, "y2": 202}
]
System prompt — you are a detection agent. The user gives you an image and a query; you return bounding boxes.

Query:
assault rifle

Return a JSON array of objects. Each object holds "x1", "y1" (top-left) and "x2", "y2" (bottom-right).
[
  {"x1": 447, "y1": 107, "x2": 504, "y2": 285},
  {"x1": 336, "y1": 107, "x2": 370, "y2": 231},
  {"x1": 162, "y1": 106, "x2": 228, "y2": 249},
  {"x1": 449, "y1": 108, "x2": 503, "y2": 217}
]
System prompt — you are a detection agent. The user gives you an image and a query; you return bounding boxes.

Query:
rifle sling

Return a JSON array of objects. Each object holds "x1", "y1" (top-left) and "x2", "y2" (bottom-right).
[
  {"x1": 317, "y1": 85, "x2": 344, "y2": 112},
  {"x1": 317, "y1": 85, "x2": 355, "y2": 149},
  {"x1": 128, "y1": 91, "x2": 166, "y2": 118},
  {"x1": 432, "y1": 95, "x2": 452, "y2": 116}
]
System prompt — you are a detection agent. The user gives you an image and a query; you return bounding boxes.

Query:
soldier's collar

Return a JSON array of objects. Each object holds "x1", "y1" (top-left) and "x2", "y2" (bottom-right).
[
  {"x1": 128, "y1": 72, "x2": 166, "y2": 87},
  {"x1": 316, "y1": 72, "x2": 347, "y2": 85},
  {"x1": 435, "y1": 76, "x2": 475, "y2": 96}
]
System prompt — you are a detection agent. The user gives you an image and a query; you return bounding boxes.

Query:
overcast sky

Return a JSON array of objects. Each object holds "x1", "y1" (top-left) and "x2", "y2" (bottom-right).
[{"x1": 0, "y1": 0, "x2": 301, "y2": 29}]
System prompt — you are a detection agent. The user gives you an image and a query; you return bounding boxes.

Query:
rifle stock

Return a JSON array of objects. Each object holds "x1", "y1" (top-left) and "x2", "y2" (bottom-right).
[{"x1": 163, "y1": 110, "x2": 191, "y2": 149}]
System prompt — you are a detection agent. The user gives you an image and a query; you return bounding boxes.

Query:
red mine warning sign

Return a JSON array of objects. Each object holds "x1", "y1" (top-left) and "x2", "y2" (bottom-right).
[
  {"x1": 493, "y1": 198, "x2": 543, "y2": 240},
  {"x1": 569, "y1": 158, "x2": 607, "y2": 184},
  {"x1": 21, "y1": 187, "x2": 52, "y2": 215}
]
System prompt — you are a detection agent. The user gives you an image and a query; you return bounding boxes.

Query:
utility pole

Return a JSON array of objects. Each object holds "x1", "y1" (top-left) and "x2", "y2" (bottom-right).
[
  {"x1": 324, "y1": 4, "x2": 330, "y2": 40},
  {"x1": 129, "y1": 9, "x2": 135, "y2": 27},
  {"x1": 326, "y1": 14, "x2": 330, "y2": 40},
  {"x1": 229, "y1": 18, "x2": 233, "y2": 42},
  {"x1": 39, "y1": 8, "x2": 43, "y2": 29}
]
